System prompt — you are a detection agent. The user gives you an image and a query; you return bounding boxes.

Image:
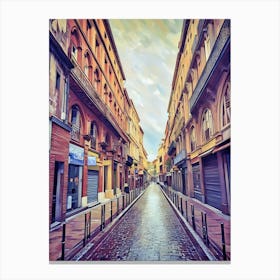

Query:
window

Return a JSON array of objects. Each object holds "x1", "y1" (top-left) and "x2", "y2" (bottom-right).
[
  {"x1": 95, "y1": 38, "x2": 100, "y2": 60},
  {"x1": 94, "y1": 68, "x2": 100, "y2": 92},
  {"x1": 84, "y1": 52, "x2": 92, "y2": 80},
  {"x1": 55, "y1": 71, "x2": 61, "y2": 90},
  {"x1": 202, "y1": 109, "x2": 213, "y2": 142},
  {"x1": 204, "y1": 35, "x2": 211, "y2": 60},
  {"x1": 86, "y1": 20, "x2": 91, "y2": 38},
  {"x1": 70, "y1": 105, "x2": 81, "y2": 141},
  {"x1": 190, "y1": 126, "x2": 196, "y2": 151},
  {"x1": 90, "y1": 122, "x2": 98, "y2": 150},
  {"x1": 221, "y1": 81, "x2": 231, "y2": 127},
  {"x1": 72, "y1": 45, "x2": 77, "y2": 60}
]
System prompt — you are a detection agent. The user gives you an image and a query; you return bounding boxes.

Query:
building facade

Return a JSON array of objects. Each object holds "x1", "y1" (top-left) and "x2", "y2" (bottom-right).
[
  {"x1": 163, "y1": 19, "x2": 230, "y2": 215},
  {"x1": 49, "y1": 19, "x2": 145, "y2": 227}
]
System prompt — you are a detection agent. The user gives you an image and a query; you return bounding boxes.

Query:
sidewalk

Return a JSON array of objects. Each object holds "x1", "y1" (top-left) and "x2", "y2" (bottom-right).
[
  {"x1": 49, "y1": 185, "x2": 147, "y2": 261},
  {"x1": 159, "y1": 183, "x2": 230, "y2": 260}
]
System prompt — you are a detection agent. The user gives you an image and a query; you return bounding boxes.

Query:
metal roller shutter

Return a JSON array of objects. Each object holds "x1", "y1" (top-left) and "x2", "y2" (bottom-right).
[
  {"x1": 87, "y1": 170, "x2": 98, "y2": 204},
  {"x1": 192, "y1": 163, "x2": 203, "y2": 202},
  {"x1": 203, "y1": 154, "x2": 222, "y2": 210}
]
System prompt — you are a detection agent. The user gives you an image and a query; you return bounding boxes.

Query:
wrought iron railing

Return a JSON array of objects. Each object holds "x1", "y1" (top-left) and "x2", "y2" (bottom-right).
[{"x1": 71, "y1": 124, "x2": 80, "y2": 141}]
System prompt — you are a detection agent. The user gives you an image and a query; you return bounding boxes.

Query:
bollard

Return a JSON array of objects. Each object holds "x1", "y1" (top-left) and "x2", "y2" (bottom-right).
[
  {"x1": 122, "y1": 195, "x2": 125, "y2": 210},
  {"x1": 103, "y1": 204, "x2": 106, "y2": 229},
  {"x1": 221, "y1": 223, "x2": 227, "y2": 260},
  {"x1": 83, "y1": 213, "x2": 87, "y2": 246},
  {"x1": 180, "y1": 197, "x2": 183, "y2": 214},
  {"x1": 100, "y1": 205, "x2": 105, "y2": 231},
  {"x1": 201, "y1": 212, "x2": 206, "y2": 243},
  {"x1": 185, "y1": 200, "x2": 189, "y2": 221},
  {"x1": 110, "y1": 200, "x2": 113, "y2": 222},
  {"x1": 204, "y1": 212, "x2": 209, "y2": 246},
  {"x1": 61, "y1": 223, "x2": 66, "y2": 260},
  {"x1": 117, "y1": 197, "x2": 119, "y2": 215},
  {"x1": 88, "y1": 211, "x2": 91, "y2": 238},
  {"x1": 191, "y1": 204, "x2": 196, "y2": 231}
]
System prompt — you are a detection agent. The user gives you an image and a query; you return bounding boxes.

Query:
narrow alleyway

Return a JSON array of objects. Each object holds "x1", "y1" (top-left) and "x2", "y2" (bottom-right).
[{"x1": 80, "y1": 183, "x2": 209, "y2": 261}]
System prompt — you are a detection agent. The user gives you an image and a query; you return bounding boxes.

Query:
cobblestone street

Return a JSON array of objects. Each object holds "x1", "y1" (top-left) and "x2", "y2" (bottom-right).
[{"x1": 82, "y1": 183, "x2": 209, "y2": 261}]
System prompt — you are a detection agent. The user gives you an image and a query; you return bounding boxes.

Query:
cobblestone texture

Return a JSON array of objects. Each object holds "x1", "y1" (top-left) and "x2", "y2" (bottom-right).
[{"x1": 87, "y1": 183, "x2": 209, "y2": 261}]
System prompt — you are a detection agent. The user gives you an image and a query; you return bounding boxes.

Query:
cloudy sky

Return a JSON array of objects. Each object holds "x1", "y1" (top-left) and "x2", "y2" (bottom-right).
[{"x1": 110, "y1": 19, "x2": 183, "y2": 162}]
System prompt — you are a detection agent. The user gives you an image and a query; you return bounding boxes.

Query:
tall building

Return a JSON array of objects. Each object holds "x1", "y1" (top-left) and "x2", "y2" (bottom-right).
[
  {"x1": 49, "y1": 19, "x2": 145, "y2": 228},
  {"x1": 164, "y1": 19, "x2": 230, "y2": 215}
]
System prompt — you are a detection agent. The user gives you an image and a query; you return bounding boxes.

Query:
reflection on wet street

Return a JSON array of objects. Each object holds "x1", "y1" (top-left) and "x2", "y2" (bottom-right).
[{"x1": 88, "y1": 183, "x2": 209, "y2": 261}]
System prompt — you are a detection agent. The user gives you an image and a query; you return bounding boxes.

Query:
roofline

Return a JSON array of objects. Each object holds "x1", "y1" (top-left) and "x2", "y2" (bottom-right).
[
  {"x1": 167, "y1": 19, "x2": 190, "y2": 113},
  {"x1": 103, "y1": 19, "x2": 126, "y2": 80}
]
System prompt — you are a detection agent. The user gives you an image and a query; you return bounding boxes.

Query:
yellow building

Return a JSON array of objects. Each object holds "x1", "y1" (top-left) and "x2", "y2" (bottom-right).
[{"x1": 165, "y1": 19, "x2": 230, "y2": 215}]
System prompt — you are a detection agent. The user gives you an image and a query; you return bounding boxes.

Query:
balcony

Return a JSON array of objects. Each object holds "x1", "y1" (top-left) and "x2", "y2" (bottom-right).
[
  {"x1": 167, "y1": 141, "x2": 176, "y2": 156},
  {"x1": 190, "y1": 19, "x2": 230, "y2": 113},
  {"x1": 126, "y1": 155, "x2": 133, "y2": 166},
  {"x1": 173, "y1": 149, "x2": 187, "y2": 165},
  {"x1": 90, "y1": 136, "x2": 97, "y2": 150}
]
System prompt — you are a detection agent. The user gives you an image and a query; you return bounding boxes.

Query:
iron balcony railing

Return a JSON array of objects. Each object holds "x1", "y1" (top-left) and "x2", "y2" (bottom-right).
[
  {"x1": 71, "y1": 124, "x2": 80, "y2": 141},
  {"x1": 173, "y1": 149, "x2": 187, "y2": 165}
]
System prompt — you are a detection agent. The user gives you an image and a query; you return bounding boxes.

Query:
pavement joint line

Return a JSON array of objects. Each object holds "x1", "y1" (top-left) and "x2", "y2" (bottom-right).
[
  {"x1": 159, "y1": 185, "x2": 217, "y2": 261},
  {"x1": 72, "y1": 187, "x2": 148, "y2": 261}
]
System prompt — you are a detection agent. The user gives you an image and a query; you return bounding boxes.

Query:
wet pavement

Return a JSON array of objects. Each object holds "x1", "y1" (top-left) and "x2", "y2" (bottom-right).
[{"x1": 84, "y1": 183, "x2": 209, "y2": 261}]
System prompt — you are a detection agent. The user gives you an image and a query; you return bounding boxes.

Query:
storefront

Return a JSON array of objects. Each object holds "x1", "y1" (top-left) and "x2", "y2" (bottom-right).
[
  {"x1": 192, "y1": 162, "x2": 203, "y2": 202},
  {"x1": 202, "y1": 153, "x2": 222, "y2": 210},
  {"x1": 67, "y1": 143, "x2": 84, "y2": 211},
  {"x1": 87, "y1": 151, "x2": 99, "y2": 205}
]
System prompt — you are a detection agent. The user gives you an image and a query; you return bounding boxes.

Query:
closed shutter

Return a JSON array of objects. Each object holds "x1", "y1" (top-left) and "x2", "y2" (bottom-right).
[
  {"x1": 203, "y1": 154, "x2": 222, "y2": 210},
  {"x1": 192, "y1": 163, "x2": 202, "y2": 202},
  {"x1": 87, "y1": 170, "x2": 98, "y2": 204}
]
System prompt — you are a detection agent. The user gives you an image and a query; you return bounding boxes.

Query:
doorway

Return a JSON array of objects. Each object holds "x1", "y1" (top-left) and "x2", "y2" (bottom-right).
[{"x1": 51, "y1": 161, "x2": 64, "y2": 223}]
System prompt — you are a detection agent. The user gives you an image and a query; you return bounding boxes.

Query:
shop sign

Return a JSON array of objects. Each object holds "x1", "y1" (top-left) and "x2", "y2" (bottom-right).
[
  {"x1": 69, "y1": 143, "x2": 84, "y2": 165},
  {"x1": 88, "y1": 156, "x2": 96, "y2": 166}
]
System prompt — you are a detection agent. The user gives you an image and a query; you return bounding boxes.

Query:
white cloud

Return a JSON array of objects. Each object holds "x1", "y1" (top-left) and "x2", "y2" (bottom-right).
[
  {"x1": 153, "y1": 89, "x2": 161, "y2": 96},
  {"x1": 142, "y1": 76, "x2": 154, "y2": 85},
  {"x1": 110, "y1": 19, "x2": 183, "y2": 159}
]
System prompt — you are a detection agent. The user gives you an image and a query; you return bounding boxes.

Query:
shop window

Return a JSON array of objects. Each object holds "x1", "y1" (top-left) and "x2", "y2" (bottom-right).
[
  {"x1": 70, "y1": 105, "x2": 81, "y2": 141},
  {"x1": 221, "y1": 81, "x2": 231, "y2": 127},
  {"x1": 67, "y1": 164, "x2": 81, "y2": 211},
  {"x1": 90, "y1": 122, "x2": 98, "y2": 150},
  {"x1": 202, "y1": 109, "x2": 213, "y2": 142}
]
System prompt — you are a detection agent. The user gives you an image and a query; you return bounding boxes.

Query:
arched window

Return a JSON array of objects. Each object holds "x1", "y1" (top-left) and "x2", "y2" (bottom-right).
[
  {"x1": 105, "y1": 133, "x2": 111, "y2": 148},
  {"x1": 71, "y1": 27, "x2": 81, "y2": 64},
  {"x1": 94, "y1": 68, "x2": 100, "y2": 93},
  {"x1": 70, "y1": 105, "x2": 81, "y2": 141},
  {"x1": 84, "y1": 52, "x2": 92, "y2": 81},
  {"x1": 202, "y1": 109, "x2": 213, "y2": 142},
  {"x1": 90, "y1": 122, "x2": 98, "y2": 150},
  {"x1": 190, "y1": 126, "x2": 196, "y2": 151},
  {"x1": 221, "y1": 81, "x2": 231, "y2": 127}
]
